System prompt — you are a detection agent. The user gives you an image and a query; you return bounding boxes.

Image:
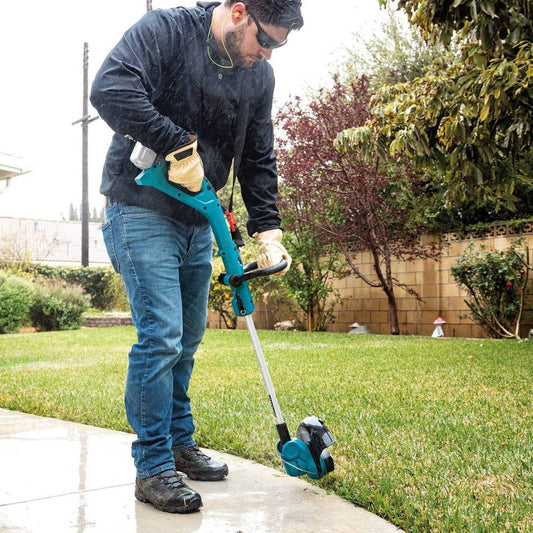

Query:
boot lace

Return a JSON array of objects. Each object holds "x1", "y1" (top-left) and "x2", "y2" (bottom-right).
[
  {"x1": 186, "y1": 444, "x2": 210, "y2": 460},
  {"x1": 158, "y1": 470, "x2": 184, "y2": 488}
]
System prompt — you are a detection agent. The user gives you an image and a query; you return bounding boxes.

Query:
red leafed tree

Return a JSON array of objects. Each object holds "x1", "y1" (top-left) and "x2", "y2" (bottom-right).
[{"x1": 275, "y1": 76, "x2": 441, "y2": 335}]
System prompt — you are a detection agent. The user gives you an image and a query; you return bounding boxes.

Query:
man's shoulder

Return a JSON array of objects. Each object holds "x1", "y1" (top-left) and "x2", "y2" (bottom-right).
[
  {"x1": 196, "y1": 1, "x2": 221, "y2": 10},
  {"x1": 154, "y1": 3, "x2": 213, "y2": 26}
]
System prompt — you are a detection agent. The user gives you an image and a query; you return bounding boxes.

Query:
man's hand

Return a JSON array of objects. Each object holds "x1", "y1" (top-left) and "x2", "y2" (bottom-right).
[
  {"x1": 253, "y1": 229, "x2": 292, "y2": 276},
  {"x1": 165, "y1": 135, "x2": 204, "y2": 192}
]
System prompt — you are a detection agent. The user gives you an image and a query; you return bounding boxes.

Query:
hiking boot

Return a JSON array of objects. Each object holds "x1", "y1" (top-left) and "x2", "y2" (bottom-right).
[
  {"x1": 173, "y1": 444, "x2": 229, "y2": 481},
  {"x1": 135, "y1": 469, "x2": 202, "y2": 513}
]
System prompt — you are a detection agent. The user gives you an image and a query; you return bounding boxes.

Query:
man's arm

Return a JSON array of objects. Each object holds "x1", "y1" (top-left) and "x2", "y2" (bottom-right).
[
  {"x1": 237, "y1": 66, "x2": 290, "y2": 274},
  {"x1": 90, "y1": 10, "x2": 190, "y2": 156},
  {"x1": 238, "y1": 67, "x2": 281, "y2": 237}
]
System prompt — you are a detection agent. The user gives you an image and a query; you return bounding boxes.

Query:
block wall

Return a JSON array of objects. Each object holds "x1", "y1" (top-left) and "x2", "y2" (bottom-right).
[
  {"x1": 208, "y1": 222, "x2": 533, "y2": 338},
  {"x1": 330, "y1": 223, "x2": 533, "y2": 338}
]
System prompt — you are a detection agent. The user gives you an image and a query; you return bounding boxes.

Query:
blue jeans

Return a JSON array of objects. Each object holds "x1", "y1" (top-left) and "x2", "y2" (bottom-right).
[{"x1": 102, "y1": 199, "x2": 213, "y2": 478}]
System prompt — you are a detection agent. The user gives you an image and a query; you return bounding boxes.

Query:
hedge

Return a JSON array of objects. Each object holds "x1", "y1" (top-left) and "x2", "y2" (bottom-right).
[{"x1": 0, "y1": 263, "x2": 128, "y2": 311}]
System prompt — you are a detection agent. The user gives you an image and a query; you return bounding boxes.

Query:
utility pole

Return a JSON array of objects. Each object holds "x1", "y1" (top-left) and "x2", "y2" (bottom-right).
[
  {"x1": 146, "y1": 0, "x2": 152, "y2": 11},
  {"x1": 72, "y1": 42, "x2": 98, "y2": 267}
]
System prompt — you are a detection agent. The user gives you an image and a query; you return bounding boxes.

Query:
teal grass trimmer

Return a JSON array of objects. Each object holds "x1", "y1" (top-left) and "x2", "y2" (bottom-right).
[{"x1": 134, "y1": 154, "x2": 335, "y2": 480}]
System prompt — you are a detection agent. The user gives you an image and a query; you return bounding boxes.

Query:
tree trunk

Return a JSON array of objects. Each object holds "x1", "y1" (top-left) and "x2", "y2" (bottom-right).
[
  {"x1": 307, "y1": 303, "x2": 316, "y2": 332},
  {"x1": 387, "y1": 294, "x2": 400, "y2": 335},
  {"x1": 371, "y1": 247, "x2": 400, "y2": 335}
]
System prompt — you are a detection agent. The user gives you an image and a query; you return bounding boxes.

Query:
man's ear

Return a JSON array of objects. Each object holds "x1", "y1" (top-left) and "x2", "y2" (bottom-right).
[{"x1": 231, "y1": 2, "x2": 247, "y2": 23}]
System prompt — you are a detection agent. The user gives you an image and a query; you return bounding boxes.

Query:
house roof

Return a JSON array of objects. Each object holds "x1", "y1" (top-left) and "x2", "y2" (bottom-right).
[
  {"x1": 0, "y1": 217, "x2": 110, "y2": 267},
  {"x1": 0, "y1": 153, "x2": 29, "y2": 183}
]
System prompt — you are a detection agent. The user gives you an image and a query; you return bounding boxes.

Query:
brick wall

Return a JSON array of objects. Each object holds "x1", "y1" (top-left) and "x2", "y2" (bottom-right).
[
  {"x1": 208, "y1": 222, "x2": 533, "y2": 338},
  {"x1": 329, "y1": 222, "x2": 533, "y2": 338},
  {"x1": 83, "y1": 315, "x2": 133, "y2": 328}
]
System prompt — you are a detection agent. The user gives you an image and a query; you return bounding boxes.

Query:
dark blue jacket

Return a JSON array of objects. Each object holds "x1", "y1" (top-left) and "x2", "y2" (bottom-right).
[{"x1": 90, "y1": 1, "x2": 280, "y2": 234}]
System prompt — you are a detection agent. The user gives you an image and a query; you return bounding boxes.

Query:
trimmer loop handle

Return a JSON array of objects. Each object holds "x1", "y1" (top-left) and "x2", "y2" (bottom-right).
[{"x1": 223, "y1": 259, "x2": 288, "y2": 287}]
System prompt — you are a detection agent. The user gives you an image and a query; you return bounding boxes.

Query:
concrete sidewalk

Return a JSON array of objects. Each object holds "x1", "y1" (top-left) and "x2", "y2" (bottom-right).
[{"x1": 0, "y1": 409, "x2": 401, "y2": 533}]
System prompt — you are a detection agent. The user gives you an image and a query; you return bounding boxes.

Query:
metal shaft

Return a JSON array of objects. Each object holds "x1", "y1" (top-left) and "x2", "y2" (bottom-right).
[{"x1": 244, "y1": 315, "x2": 285, "y2": 426}]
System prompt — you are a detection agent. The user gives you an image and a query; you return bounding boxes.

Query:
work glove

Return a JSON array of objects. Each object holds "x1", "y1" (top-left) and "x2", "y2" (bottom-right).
[
  {"x1": 253, "y1": 229, "x2": 292, "y2": 276},
  {"x1": 165, "y1": 134, "x2": 204, "y2": 192}
]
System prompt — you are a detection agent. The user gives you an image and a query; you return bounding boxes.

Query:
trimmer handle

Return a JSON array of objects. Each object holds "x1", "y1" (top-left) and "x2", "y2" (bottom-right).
[{"x1": 223, "y1": 260, "x2": 288, "y2": 287}]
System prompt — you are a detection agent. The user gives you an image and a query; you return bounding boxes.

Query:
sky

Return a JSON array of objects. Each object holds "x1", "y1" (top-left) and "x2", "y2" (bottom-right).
[{"x1": 0, "y1": 1, "x2": 389, "y2": 221}]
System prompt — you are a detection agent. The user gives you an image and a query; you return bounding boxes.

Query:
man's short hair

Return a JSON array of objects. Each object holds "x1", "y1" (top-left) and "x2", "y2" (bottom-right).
[{"x1": 226, "y1": 0, "x2": 304, "y2": 30}]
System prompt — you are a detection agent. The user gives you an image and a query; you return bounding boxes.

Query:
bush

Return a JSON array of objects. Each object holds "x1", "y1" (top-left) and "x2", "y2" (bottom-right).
[
  {"x1": 50, "y1": 267, "x2": 127, "y2": 311},
  {"x1": 0, "y1": 272, "x2": 34, "y2": 334},
  {"x1": 68, "y1": 267, "x2": 128, "y2": 311},
  {"x1": 0, "y1": 263, "x2": 129, "y2": 311},
  {"x1": 29, "y1": 280, "x2": 90, "y2": 331},
  {"x1": 451, "y1": 239, "x2": 530, "y2": 339}
]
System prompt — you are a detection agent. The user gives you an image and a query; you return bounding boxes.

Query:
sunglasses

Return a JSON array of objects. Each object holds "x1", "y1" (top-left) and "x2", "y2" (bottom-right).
[{"x1": 248, "y1": 12, "x2": 288, "y2": 49}]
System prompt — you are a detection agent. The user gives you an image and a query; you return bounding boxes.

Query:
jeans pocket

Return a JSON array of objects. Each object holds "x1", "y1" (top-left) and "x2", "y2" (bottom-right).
[{"x1": 102, "y1": 220, "x2": 121, "y2": 274}]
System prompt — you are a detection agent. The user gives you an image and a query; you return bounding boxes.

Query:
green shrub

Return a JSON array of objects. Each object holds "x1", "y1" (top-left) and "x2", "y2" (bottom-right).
[
  {"x1": 0, "y1": 263, "x2": 129, "y2": 311},
  {"x1": 451, "y1": 239, "x2": 530, "y2": 339},
  {"x1": 55, "y1": 267, "x2": 128, "y2": 311},
  {"x1": 29, "y1": 280, "x2": 90, "y2": 331},
  {"x1": 0, "y1": 272, "x2": 34, "y2": 334}
]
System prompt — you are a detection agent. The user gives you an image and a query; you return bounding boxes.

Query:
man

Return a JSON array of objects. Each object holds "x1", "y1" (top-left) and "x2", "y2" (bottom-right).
[{"x1": 90, "y1": 0, "x2": 303, "y2": 514}]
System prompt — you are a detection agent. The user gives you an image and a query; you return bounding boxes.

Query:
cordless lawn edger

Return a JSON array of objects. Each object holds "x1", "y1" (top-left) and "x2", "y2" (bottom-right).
[{"x1": 132, "y1": 146, "x2": 335, "y2": 480}]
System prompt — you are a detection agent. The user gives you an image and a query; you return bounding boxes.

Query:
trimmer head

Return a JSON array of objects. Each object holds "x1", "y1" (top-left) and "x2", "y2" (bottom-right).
[{"x1": 277, "y1": 415, "x2": 335, "y2": 480}]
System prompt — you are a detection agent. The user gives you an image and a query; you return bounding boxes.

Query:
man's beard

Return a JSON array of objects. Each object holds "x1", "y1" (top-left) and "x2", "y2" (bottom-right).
[{"x1": 224, "y1": 25, "x2": 261, "y2": 68}]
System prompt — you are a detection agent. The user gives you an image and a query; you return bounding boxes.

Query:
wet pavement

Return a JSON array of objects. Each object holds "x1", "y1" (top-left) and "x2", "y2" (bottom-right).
[{"x1": 0, "y1": 409, "x2": 401, "y2": 532}]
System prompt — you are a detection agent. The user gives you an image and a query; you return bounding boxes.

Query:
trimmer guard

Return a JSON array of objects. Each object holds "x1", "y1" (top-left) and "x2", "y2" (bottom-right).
[
  {"x1": 278, "y1": 415, "x2": 335, "y2": 480},
  {"x1": 278, "y1": 439, "x2": 334, "y2": 480}
]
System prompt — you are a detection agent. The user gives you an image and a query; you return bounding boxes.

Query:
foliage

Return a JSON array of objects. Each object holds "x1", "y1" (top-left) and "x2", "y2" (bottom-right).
[
  {"x1": 451, "y1": 239, "x2": 531, "y2": 338},
  {"x1": 0, "y1": 272, "x2": 34, "y2": 334},
  {"x1": 382, "y1": 0, "x2": 532, "y2": 49},
  {"x1": 446, "y1": 217, "x2": 533, "y2": 240},
  {"x1": 29, "y1": 279, "x2": 90, "y2": 331},
  {"x1": 413, "y1": 156, "x2": 533, "y2": 233},
  {"x1": 1, "y1": 328, "x2": 532, "y2": 532},
  {"x1": 68, "y1": 203, "x2": 105, "y2": 223},
  {"x1": 338, "y1": 0, "x2": 533, "y2": 213},
  {"x1": 278, "y1": 227, "x2": 344, "y2": 332},
  {"x1": 43, "y1": 266, "x2": 128, "y2": 311},
  {"x1": 343, "y1": 4, "x2": 450, "y2": 90},
  {"x1": 276, "y1": 75, "x2": 441, "y2": 335},
  {"x1": 3, "y1": 263, "x2": 129, "y2": 311}
]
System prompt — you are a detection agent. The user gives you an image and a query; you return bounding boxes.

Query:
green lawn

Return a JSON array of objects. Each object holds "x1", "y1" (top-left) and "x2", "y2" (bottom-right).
[{"x1": 0, "y1": 327, "x2": 531, "y2": 532}]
